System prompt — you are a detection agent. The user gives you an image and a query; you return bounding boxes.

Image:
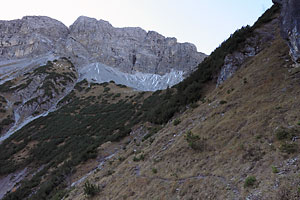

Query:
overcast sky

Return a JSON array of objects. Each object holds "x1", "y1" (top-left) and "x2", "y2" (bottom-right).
[{"x1": 0, "y1": 0, "x2": 273, "y2": 54}]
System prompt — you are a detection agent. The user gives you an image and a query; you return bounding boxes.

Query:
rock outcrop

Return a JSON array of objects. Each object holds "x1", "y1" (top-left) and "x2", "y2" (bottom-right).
[
  {"x1": 217, "y1": 45, "x2": 256, "y2": 86},
  {"x1": 68, "y1": 16, "x2": 205, "y2": 75},
  {"x1": 0, "y1": 58, "x2": 77, "y2": 142},
  {"x1": 273, "y1": 0, "x2": 300, "y2": 63},
  {"x1": 0, "y1": 16, "x2": 206, "y2": 76},
  {"x1": 0, "y1": 16, "x2": 69, "y2": 59},
  {"x1": 217, "y1": 9, "x2": 279, "y2": 86}
]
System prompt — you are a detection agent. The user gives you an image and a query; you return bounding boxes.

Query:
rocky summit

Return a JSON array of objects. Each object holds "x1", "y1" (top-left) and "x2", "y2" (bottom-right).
[
  {"x1": 0, "y1": 16, "x2": 206, "y2": 91},
  {"x1": 68, "y1": 16, "x2": 205, "y2": 75},
  {"x1": 0, "y1": 16, "x2": 69, "y2": 58}
]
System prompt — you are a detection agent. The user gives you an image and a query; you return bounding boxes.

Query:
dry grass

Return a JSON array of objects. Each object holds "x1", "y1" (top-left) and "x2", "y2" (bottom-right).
[{"x1": 66, "y1": 26, "x2": 300, "y2": 200}]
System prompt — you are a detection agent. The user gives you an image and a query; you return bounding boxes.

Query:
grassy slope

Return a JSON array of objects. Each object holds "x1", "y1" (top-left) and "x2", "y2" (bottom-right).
[
  {"x1": 1, "y1": 4, "x2": 294, "y2": 200},
  {"x1": 1, "y1": 81, "x2": 150, "y2": 200},
  {"x1": 66, "y1": 17, "x2": 300, "y2": 200},
  {"x1": 143, "y1": 4, "x2": 280, "y2": 125}
]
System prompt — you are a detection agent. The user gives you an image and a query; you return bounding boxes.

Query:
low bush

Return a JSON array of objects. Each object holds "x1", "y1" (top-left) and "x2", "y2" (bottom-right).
[
  {"x1": 173, "y1": 119, "x2": 181, "y2": 126},
  {"x1": 83, "y1": 181, "x2": 100, "y2": 197},
  {"x1": 133, "y1": 154, "x2": 145, "y2": 162},
  {"x1": 275, "y1": 128, "x2": 293, "y2": 140},
  {"x1": 185, "y1": 131, "x2": 205, "y2": 151},
  {"x1": 220, "y1": 100, "x2": 227, "y2": 105},
  {"x1": 244, "y1": 176, "x2": 256, "y2": 188},
  {"x1": 272, "y1": 166, "x2": 279, "y2": 174},
  {"x1": 280, "y1": 143, "x2": 298, "y2": 154},
  {"x1": 152, "y1": 168, "x2": 158, "y2": 174}
]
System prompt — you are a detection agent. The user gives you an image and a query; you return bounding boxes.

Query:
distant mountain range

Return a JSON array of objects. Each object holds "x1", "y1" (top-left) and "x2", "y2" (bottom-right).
[{"x1": 0, "y1": 16, "x2": 206, "y2": 91}]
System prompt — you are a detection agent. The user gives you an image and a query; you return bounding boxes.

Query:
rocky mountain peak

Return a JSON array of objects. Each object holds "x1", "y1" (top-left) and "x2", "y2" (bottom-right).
[
  {"x1": 0, "y1": 16, "x2": 68, "y2": 59},
  {"x1": 0, "y1": 15, "x2": 206, "y2": 78},
  {"x1": 70, "y1": 16, "x2": 112, "y2": 32},
  {"x1": 21, "y1": 16, "x2": 69, "y2": 33}
]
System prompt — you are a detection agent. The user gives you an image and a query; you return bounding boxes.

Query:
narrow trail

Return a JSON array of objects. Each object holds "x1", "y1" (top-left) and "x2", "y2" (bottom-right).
[
  {"x1": 140, "y1": 111, "x2": 241, "y2": 199},
  {"x1": 134, "y1": 168, "x2": 240, "y2": 199},
  {"x1": 70, "y1": 151, "x2": 118, "y2": 187}
]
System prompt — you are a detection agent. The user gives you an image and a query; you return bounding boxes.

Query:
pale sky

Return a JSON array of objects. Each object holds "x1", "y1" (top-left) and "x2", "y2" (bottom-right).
[{"x1": 1, "y1": 0, "x2": 273, "y2": 54}]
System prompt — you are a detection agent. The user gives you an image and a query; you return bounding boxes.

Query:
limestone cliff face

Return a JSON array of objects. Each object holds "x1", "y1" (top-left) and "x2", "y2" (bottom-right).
[
  {"x1": 0, "y1": 16, "x2": 206, "y2": 75},
  {"x1": 273, "y1": 0, "x2": 300, "y2": 63},
  {"x1": 68, "y1": 16, "x2": 205, "y2": 74},
  {"x1": 0, "y1": 16, "x2": 69, "y2": 58}
]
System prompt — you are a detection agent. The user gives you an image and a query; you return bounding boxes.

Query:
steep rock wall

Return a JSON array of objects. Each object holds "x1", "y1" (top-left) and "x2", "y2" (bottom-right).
[
  {"x1": 0, "y1": 16, "x2": 206, "y2": 75},
  {"x1": 273, "y1": 0, "x2": 300, "y2": 63}
]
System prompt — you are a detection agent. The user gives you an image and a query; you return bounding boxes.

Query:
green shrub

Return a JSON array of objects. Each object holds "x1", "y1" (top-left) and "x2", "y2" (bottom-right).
[
  {"x1": 142, "y1": 126, "x2": 161, "y2": 142},
  {"x1": 244, "y1": 176, "x2": 256, "y2": 188},
  {"x1": 0, "y1": 80, "x2": 14, "y2": 93},
  {"x1": 173, "y1": 119, "x2": 181, "y2": 126},
  {"x1": 0, "y1": 96, "x2": 6, "y2": 102},
  {"x1": 103, "y1": 87, "x2": 110, "y2": 93},
  {"x1": 276, "y1": 128, "x2": 292, "y2": 140},
  {"x1": 185, "y1": 131, "x2": 204, "y2": 151},
  {"x1": 152, "y1": 168, "x2": 158, "y2": 174},
  {"x1": 118, "y1": 156, "x2": 125, "y2": 162},
  {"x1": 220, "y1": 100, "x2": 227, "y2": 105},
  {"x1": 117, "y1": 84, "x2": 127, "y2": 88},
  {"x1": 83, "y1": 181, "x2": 100, "y2": 197},
  {"x1": 272, "y1": 166, "x2": 279, "y2": 174},
  {"x1": 280, "y1": 143, "x2": 298, "y2": 154},
  {"x1": 1, "y1": 117, "x2": 14, "y2": 125},
  {"x1": 14, "y1": 101, "x2": 22, "y2": 106},
  {"x1": 106, "y1": 170, "x2": 114, "y2": 176},
  {"x1": 113, "y1": 93, "x2": 121, "y2": 98},
  {"x1": 133, "y1": 154, "x2": 145, "y2": 162},
  {"x1": 275, "y1": 127, "x2": 299, "y2": 143},
  {"x1": 190, "y1": 103, "x2": 199, "y2": 109}
]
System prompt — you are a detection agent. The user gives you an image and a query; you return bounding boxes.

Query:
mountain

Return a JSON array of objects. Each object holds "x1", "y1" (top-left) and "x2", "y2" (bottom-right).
[
  {"x1": 0, "y1": 16, "x2": 206, "y2": 91},
  {"x1": 1, "y1": 1, "x2": 300, "y2": 200},
  {"x1": 62, "y1": 3, "x2": 300, "y2": 199},
  {"x1": 0, "y1": 16, "x2": 205, "y2": 154}
]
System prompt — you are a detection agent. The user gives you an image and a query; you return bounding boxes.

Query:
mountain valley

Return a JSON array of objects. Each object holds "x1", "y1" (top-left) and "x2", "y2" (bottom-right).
[{"x1": 1, "y1": 1, "x2": 300, "y2": 200}]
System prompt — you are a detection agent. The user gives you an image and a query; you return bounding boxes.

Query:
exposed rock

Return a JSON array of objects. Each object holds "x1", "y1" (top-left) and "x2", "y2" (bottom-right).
[
  {"x1": 0, "y1": 168, "x2": 27, "y2": 199},
  {"x1": 0, "y1": 58, "x2": 77, "y2": 142},
  {"x1": 0, "y1": 16, "x2": 206, "y2": 77},
  {"x1": 0, "y1": 16, "x2": 69, "y2": 59},
  {"x1": 274, "y1": 0, "x2": 300, "y2": 63},
  {"x1": 217, "y1": 35, "x2": 264, "y2": 86},
  {"x1": 217, "y1": 8, "x2": 279, "y2": 85},
  {"x1": 78, "y1": 62, "x2": 184, "y2": 91},
  {"x1": 217, "y1": 52, "x2": 245, "y2": 85},
  {"x1": 68, "y1": 16, "x2": 206, "y2": 75}
]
